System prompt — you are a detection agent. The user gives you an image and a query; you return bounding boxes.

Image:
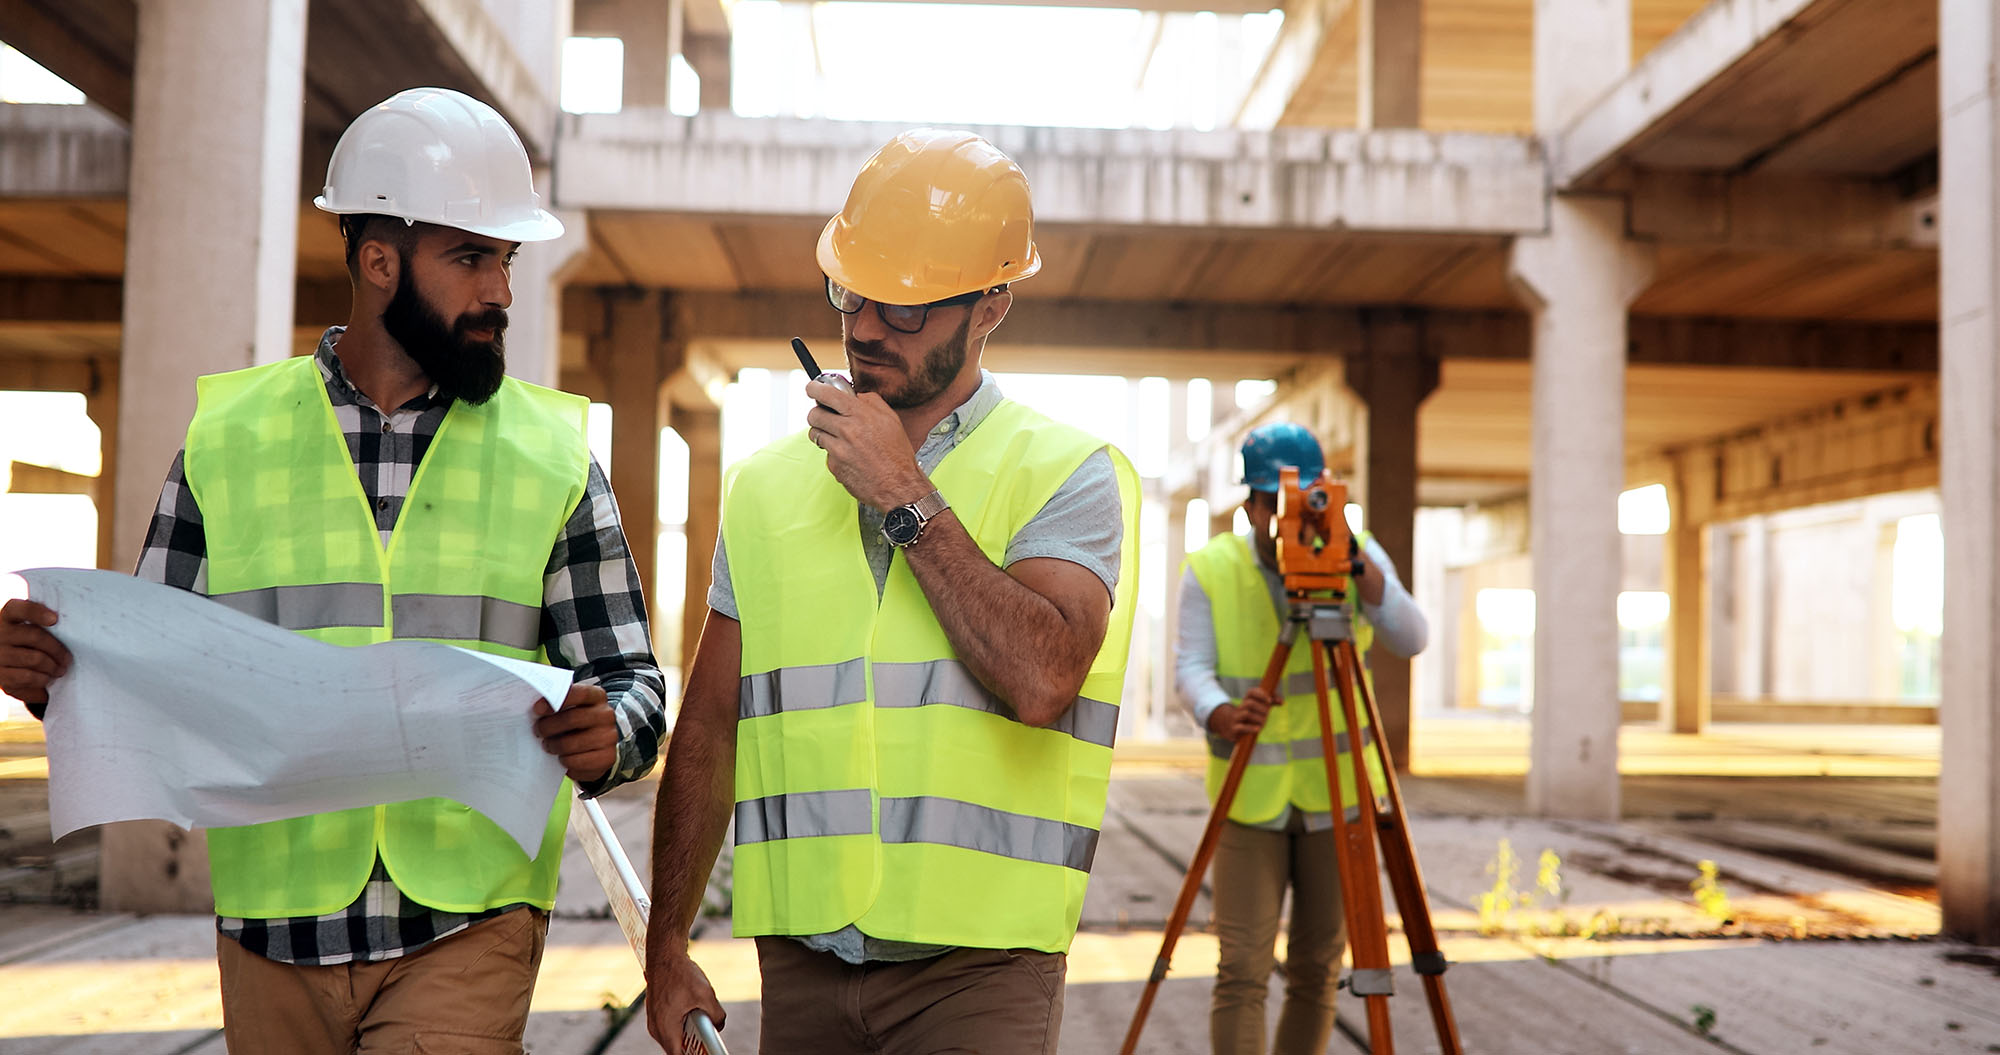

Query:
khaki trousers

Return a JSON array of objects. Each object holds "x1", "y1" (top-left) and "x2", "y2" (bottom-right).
[
  {"x1": 753, "y1": 936, "x2": 1065, "y2": 1055},
  {"x1": 216, "y1": 908, "x2": 547, "y2": 1055},
  {"x1": 1209, "y1": 816, "x2": 1346, "y2": 1055}
]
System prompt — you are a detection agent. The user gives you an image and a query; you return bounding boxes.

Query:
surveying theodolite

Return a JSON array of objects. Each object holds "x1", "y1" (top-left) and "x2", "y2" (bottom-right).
[{"x1": 1120, "y1": 467, "x2": 1462, "y2": 1055}]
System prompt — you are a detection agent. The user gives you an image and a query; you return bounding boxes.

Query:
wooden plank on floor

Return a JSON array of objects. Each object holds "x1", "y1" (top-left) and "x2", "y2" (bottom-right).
[
  {"x1": 1545, "y1": 940, "x2": 2000, "y2": 1054},
  {"x1": 1339, "y1": 955, "x2": 1728, "y2": 1055},
  {"x1": 0, "y1": 915, "x2": 219, "y2": 1044}
]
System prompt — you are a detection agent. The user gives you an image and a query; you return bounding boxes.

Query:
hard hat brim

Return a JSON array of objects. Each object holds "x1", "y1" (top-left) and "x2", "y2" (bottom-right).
[
  {"x1": 816, "y1": 215, "x2": 1040, "y2": 307},
  {"x1": 314, "y1": 196, "x2": 567, "y2": 244}
]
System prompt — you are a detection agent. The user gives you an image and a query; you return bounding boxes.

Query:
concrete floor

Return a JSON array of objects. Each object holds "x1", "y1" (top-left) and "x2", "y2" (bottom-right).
[{"x1": 1, "y1": 718, "x2": 1989, "y2": 1054}]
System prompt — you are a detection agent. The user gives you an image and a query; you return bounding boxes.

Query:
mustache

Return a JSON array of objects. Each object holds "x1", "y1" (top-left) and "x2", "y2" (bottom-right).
[
  {"x1": 845, "y1": 338, "x2": 894, "y2": 363},
  {"x1": 458, "y1": 309, "x2": 508, "y2": 334}
]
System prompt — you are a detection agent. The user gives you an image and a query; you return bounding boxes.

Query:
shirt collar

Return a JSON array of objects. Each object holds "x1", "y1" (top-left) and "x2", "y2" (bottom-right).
[
  {"x1": 925, "y1": 370, "x2": 1004, "y2": 441},
  {"x1": 314, "y1": 326, "x2": 443, "y2": 412}
]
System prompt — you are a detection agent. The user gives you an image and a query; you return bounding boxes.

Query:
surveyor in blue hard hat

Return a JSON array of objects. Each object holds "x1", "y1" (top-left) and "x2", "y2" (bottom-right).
[{"x1": 1177, "y1": 421, "x2": 1430, "y2": 1055}]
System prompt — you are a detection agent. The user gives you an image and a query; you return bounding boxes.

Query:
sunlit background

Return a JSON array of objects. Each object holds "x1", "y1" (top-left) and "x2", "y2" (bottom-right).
[{"x1": 0, "y1": 14, "x2": 1949, "y2": 727}]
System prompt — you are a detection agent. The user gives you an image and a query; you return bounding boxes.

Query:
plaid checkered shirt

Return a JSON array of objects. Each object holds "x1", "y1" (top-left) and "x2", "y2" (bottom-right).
[{"x1": 134, "y1": 328, "x2": 667, "y2": 965}]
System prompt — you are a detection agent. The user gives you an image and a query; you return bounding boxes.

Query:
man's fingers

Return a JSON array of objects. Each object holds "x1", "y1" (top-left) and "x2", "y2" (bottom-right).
[
  {"x1": 803, "y1": 377, "x2": 855, "y2": 412},
  {"x1": 539, "y1": 728, "x2": 618, "y2": 759},
  {"x1": 0, "y1": 646, "x2": 61, "y2": 677},
  {"x1": 533, "y1": 704, "x2": 613, "y2": 738},
  {"x1": 0, "y1": 599, "x2": 57, "y2": 627},
  {"x1": 0, "y1": 672, "x2": 52, "y2": 700}
]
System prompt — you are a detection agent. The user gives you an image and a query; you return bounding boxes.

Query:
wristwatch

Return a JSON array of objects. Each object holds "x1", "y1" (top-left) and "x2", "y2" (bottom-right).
[{"x1": 882, "y1": 490, "x2": 950, "y2": 548}]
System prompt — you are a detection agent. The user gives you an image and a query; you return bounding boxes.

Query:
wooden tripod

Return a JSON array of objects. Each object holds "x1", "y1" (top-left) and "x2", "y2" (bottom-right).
[{"x1": 1119, "y1": 596, "x2": 1462, "y2": 1055}]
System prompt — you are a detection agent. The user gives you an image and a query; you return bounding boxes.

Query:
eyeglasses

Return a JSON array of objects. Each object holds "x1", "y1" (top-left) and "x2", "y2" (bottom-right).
[{"x1": 826, "y1": 276, "x2": 993, "y2": 335}]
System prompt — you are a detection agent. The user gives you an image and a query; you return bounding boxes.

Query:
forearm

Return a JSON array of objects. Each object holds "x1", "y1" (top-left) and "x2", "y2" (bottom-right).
[
  {"x1": 1357, "y1": 536, "x2": 1428, "y2": 658},
  {"x1": 901, "y1": 512, "x2": 1100, "y2": 726},
  {"x1": 1173, "y1": 569, "x2": 1232, "y2": 729},
  {"x1": 645, "y1": 612, "x2": 740, "y2": 958},
  {"x1": 646, "y1": 714, "x2": 735, "y2": 953}
]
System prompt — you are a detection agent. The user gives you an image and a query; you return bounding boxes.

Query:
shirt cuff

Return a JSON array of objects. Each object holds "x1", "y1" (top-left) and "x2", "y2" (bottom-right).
[{"x1": 1189, "y1": 689, "x2": 1232, "y2": 734}]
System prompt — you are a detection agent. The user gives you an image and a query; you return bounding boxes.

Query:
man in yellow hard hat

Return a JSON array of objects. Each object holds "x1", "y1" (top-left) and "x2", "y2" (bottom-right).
[
  {"x1": 0, "y1": 88, "x2": 665, "y2": 1054},
  {"x1": 1180, "y1": 424, "x2": 1428, "y2": 1055},
  {"x1": 642, "y1": 129, "x2": 1141, "y2": 1054}
]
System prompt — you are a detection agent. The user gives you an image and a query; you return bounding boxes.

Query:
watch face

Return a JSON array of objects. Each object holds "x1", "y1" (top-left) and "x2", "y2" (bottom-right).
[{"x1": 883, "y1": 505, "x2": 922, "y2": 545}]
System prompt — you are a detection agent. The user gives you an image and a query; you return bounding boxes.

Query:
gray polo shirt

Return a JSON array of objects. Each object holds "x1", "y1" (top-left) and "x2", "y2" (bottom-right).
[{"x1": 708, "y1": 370, "x2": 1124, "y2": 963}]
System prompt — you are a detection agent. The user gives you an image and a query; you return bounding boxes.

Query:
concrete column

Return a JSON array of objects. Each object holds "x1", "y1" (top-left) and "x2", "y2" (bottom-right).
[
  {"x1": 1939, "y1": 0, "x2": 2000, "y2": 943},
  {"x1": 100, "y1": 0, "x2": 306, "y2": 915},
  {"x1": 599, "y1": 291, "x2": 671, "y2": 654},
  {"x1": 1662, "y1": 460, "x2": 1710, "y2": 733},
  {"x1": 1507, "y1": 196, "x2": 1654, "y2": 820},
  {"x1": 1156, "y1": 381, "x2": 1190, "y2": 741},
  {"x1": 1360, "y1": 0, "x2": 1421, "y2": 129},
  {"x1": 503, "y1": 170, "x2": 587, "y2": 389},
  {"x1": 1534, "y1": 0, "x2": 1631, "y2": 131},
  {"x1": 1740, "y1": 516, "x2": 1771, "y2": 698},
  {"x1": 684, "y1": 32, "x2": 732, "y2": 112},
  {"x1": 1346, "y1": 310, "x2": 1438, "y2": 770},
  {"x1": 678, "y1": 405, "x2": 722, "y2": 680},
  {"x1": 84, "y1": 363, "x2": 118, "y2": 570},
  {"x1": 574, "y1": 0, "x2": 673, "y2": 108}
]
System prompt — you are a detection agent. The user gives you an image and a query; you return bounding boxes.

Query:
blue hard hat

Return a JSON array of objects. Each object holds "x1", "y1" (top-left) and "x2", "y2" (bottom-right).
[{"x1": 1240, "y1": 422, "x2": 1324, "y2": 493}]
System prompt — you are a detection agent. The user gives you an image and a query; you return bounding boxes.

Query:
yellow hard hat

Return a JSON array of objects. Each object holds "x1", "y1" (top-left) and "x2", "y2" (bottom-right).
[{"x1": 817, "y1": 129, "x2": 1041, "y2": 306}]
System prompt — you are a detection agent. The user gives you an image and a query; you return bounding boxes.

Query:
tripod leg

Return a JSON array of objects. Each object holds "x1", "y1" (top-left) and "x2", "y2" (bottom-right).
[
  {"x1": 1317, "y1": 640, "x2": 1396, "y2": 1055},
  {"x1": 1120, "y1": 631, "x2": 1298, "y2": 1055},
  {"x1": 1339, "y1": 640, "x2": 1463, "y2": 1055}
]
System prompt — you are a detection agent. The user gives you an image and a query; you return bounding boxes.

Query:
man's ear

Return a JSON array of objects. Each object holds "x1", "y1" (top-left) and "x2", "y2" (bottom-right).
[
  {"x1": 357, "y1": 237, "x2": 400, "y2": 296},
  {"x1": 970, "y1": 289, "x2": 1013, "y2": 342}
]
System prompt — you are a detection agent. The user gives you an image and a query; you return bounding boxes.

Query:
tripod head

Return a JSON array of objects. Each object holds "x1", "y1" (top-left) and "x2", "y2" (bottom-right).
[{"x1": 1274, "y1": 466, "x2": 1364, "y2": 600}]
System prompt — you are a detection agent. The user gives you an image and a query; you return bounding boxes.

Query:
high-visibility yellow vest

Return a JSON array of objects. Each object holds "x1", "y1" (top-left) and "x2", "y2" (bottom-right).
[
  {"x1": 723, "y1": 400, "x2": 1140, "y2": 953},
  {"x1": 183, "y1": 354, "x2": 590, "y2": 917},
  {"x1": 1186, "y1": 532, "x2": 1387, "y2": 826}
]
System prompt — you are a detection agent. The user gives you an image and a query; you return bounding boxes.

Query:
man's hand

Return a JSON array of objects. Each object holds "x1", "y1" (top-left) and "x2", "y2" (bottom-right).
[
  {"x1": 0, "y1": 599, "x2": 70, "y2": 715},
  {"x1": 803, "y1": 378, "x2": 932, "y2": 512},
  {"x1": 1206, "y1": 685, "x2": 1279, "y2": 740},
  {"x1": 531, "y1": 684, "x2": 618, "y2": 783},
  {"x1": 645, "y1": 949, "x2": 726, "y2": 1051}
]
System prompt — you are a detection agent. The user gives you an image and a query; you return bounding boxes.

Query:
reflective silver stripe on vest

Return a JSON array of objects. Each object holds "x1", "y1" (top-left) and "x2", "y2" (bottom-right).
[
  {"x1": 1206, "y1": 726, "x2": 1373, "y2": 763},
  {"x1": 391, "y1": 593, "x2": 542, "y2": 651},
  {"x1": 739, "y1": 659, "x2": 870, "y2": 720},
  {"x1": 735, "y1": 789, "x2": 874, "y2": 845},
  {"x1": 879, "y1": 796, "x2": 1100, "y2": 873},
  {"x1": 212, "y1": 583, "x2": 383, "y2": 630},
  {"x1": 1216, "y1": 671, "x2": 1322, "y2": 699},
  {"x1": 873, "y1": 661, "x2": 1119, "y2": 749}
]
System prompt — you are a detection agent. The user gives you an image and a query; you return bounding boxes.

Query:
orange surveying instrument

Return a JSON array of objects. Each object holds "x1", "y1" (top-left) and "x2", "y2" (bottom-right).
[{"x1": 1120, "y1": 467, "x2": 1462, "y2": 1055}]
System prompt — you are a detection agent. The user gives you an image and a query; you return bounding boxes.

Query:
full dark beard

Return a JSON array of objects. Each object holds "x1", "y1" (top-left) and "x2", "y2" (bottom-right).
[
  {"x1": 848, "y1": 314, "x2": 970, "y2": 410},
  {"x1": 381, "y1": 265, "x2": 508, "y2": 406}
]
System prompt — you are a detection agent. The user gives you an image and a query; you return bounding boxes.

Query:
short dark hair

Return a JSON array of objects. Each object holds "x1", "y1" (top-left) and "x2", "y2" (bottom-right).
[{"x1": 339, "y1": 213, "x2": 421, "y2": 282}]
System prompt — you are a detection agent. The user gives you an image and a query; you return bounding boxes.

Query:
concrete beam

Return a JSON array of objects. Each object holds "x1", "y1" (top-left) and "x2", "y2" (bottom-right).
[
  {"x1": 0, "y1": 275, "x2": 350, "y2": 326},
  {"x1": 1661, "y1": 380, "x2": 1937, "y2": 525},
  {"x1": 0, "y1": 355, "x2": 106, "y2": 394},
  {"x1": 6, "y1": 460, "x2": 98, "y2": 497},
  {"x1": 820, "y1": 0, "x2": 1275, "y2": 9},
  {"x1": 554, "y1": 114, "x2": 1549, "y2": 236},
  {"x1": 0, "y1": 103, "x2": 130, "y2": 197},
  {"x1": 1625, "y1": 170, "x2": 1940, "y2": 251},
  {"x1": 0, "y1": 0, "x2": 136, "y2": 120},
  {"x1": 408, "y1": 0, "x2": 557, "y2": 157},
  {"x1": 1627, "y1": 315, "x2": 1937, "y2": 372},
  {"x1": 1238, "y1": 0, "x2": 1360, "y2": 129},
  {"x1": 1556, "y1": 0, "x2": 1935, "y2": 187}
]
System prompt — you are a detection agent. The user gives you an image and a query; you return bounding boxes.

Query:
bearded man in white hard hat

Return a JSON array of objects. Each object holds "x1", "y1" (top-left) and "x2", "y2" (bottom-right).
[{"x1": 0, "y1": 88, "x2": 665, "y2": 1053}]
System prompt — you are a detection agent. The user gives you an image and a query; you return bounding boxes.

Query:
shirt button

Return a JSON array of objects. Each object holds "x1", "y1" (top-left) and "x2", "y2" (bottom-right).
[
  {"x1": 377, "y1": 498, "x2": 389, "y2": 511},
  {"x1": 381, "y1": 421, "x2": 392, "y2": 433}
]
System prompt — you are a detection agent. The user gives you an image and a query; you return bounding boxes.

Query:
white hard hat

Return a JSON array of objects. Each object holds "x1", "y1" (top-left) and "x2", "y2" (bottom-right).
[{"x1": 314, "y1": 87, "x2": 564, "y2": 242}]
